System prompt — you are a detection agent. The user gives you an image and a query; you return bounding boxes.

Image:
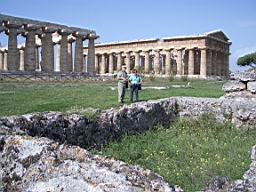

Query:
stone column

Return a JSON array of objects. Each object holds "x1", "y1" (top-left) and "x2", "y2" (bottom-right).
[
  {"x1": 95, "y1": 55, "x2": 99, "y2": 74},
  {"x1": 19, "y1": 47, "x2": 25, "y2": 71},
  {"x1": 165, "y1": 50, "x2": 171, "y2": 75},
  {"x1": 56, "y1": 43, "x2": 61, "y2": 72},
  {"x1": 87, "y1": 34, "x2": 97, "y2": 75},
  {"x1": 59, "y1": 31, "x2": 69, "y2": 72},
  {"x1": 67, "y1": 38, "x2": 74, "y2": 72},
  {"x1": 200, "y1": 48, "x2": 207, "y2": 77},
  {"x1": 135, "y1": 51, "x2": 140, "y2": 70},
  {"x1": 154, "y1": 50, "x2": 160, "y2": 74},
  {"x1": 207, "y1": 49, "x2": 213, "y2": 76},
  {"x1": 125, "y1": 52, "x2": 131, "y2": 74},
  {"x1": 41, "y1": 29, "x2": 55, "y2": 73},
  {"x1": 74, "y1": 34, "x2": 85, "y2": 72},
  {"x1": 0, "y1": 50, "x2": 3, "y2": 71},
  {"x1": 144, "y1": 51, "x2": 150, "y2": 74},
  {"x1": 24, "y1": 25, "x2": 38, "y2": 72},
  {"x1": 83, "y1": 54, "x2": 87, "y2": 72},
  {"x1": 6, "y1": 24, "x2": 20, "y2": 71},
  {"x1": 211, "y1": 50, "x2": 216, "y2": 76},
  {"x1": 3, "y1": 50, "x2": 8, "y2": 71},
  {"x1": 109, "y1": 53, "x2": 114, "y2": 74},
  {"x1": 188, "y1": 49, "x2": 194, "y2": 75},
  {"x1": 217, "y1": 51, "x2": 222, "y2": 76},
  {"x1": 101, "y1": 54, "x2": 106, "y2": 74},
  {"x1": 35, "y1": 46, "x2": 39, "y2": 70},
  {"x1": 117, "y1": 52, "x2": 122, "y2": 71},
  {"x1": 176, "y1": 49, "x2": 182, "y2": 75},
  {"x1": 224, "y1": 53, "x2": 230, "y2": 76}
]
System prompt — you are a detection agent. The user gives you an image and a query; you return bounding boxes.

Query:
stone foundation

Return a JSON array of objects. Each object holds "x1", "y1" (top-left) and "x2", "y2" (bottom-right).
[{"x1": 1, "y1": 97, "x2": 255, "y2": 149}]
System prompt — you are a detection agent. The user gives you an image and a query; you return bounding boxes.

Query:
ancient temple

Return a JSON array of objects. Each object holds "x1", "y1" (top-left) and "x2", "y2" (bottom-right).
[
  {"x1": 84, "y1": 30, "x2": 231, "y2": 78},
  {"x1": 0, "y1": 14, "x2": 98, "y2": 74}
]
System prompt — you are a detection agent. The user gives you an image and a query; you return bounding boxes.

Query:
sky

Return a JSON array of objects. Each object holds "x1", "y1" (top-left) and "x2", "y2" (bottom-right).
[{"x1": 1, "y1": 0, "x2": 256, "y2": 72}]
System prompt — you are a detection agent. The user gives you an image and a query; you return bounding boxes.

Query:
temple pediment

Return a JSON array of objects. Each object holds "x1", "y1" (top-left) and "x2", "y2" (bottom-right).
[{"x1": 206, "y1": 30, "x2": 229, "y2": 41}]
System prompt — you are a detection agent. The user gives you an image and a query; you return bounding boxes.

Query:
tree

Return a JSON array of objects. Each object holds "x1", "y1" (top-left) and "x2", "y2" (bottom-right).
[{"x1": 237, "y1": 52, "x2": 256, "y2": 68}]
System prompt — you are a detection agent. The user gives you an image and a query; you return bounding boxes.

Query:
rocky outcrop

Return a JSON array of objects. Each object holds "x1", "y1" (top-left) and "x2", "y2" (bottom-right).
[{"x1": 0, "y1": 135, "x2": 181, "y2": 192}]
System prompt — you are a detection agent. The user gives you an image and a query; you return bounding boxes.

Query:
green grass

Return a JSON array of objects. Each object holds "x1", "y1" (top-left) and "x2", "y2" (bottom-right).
[
  {"x1": 98, "y1": 115, "x2": 256, "y2": 192},
  {"x1": 0, "y1": 78, "x2": 225, "y2": 116}
]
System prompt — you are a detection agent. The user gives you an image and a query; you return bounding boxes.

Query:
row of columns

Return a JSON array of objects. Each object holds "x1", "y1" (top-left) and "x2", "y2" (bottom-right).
[
  {"x1": 0, "y1": 23, "x2": 97, "y2": 74},
  {"x1": 94, "y1": 48, "x2": 229, "y2": 77}
]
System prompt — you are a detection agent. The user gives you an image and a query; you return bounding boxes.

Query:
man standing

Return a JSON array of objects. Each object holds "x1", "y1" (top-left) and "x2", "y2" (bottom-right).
[{"x1": 117, "y1": 65, "x2": 128, "y2": 103}]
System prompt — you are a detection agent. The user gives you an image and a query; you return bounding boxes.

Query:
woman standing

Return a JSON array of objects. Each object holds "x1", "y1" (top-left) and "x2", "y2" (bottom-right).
[{"x1": 129, "y1": 69, "x2": 142, "y2": 102}]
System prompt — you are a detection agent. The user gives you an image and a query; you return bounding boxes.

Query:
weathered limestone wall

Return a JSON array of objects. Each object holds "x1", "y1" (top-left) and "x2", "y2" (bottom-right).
[{"x1": 1, "y1": 97, "x2": 255, "y2": 150}]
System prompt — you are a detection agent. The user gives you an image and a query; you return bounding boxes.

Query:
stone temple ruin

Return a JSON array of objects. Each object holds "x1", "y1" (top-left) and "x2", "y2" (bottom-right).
[
  {"x1": 0, "y1": 13, "x2": 98, "y2": 77},
  {"x1": 0, "y1": 14, "x2": 232, "y2": 79},
  {"x1": 84, "y1": 30, "x2": 231, "y2": 78}
]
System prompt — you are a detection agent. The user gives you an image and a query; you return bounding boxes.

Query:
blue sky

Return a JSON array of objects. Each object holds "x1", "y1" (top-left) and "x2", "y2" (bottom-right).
[{"x1": 1, "y1": 0, "x2": 256, "y2": 72}]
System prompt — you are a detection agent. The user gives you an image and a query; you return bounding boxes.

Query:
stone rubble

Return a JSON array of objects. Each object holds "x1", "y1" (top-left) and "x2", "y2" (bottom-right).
[
  {"x1": 223, "y1": 70, "x2": 256, "y2": 100},
  {"x1": 0, "y1": 135, "x2": 181, "y2": 192}
]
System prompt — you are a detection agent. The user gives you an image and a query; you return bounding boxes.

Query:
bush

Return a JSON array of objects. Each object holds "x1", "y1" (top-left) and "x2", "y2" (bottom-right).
[{"x1": 181, "y1": 75, "x2": 188, "y2": 82}]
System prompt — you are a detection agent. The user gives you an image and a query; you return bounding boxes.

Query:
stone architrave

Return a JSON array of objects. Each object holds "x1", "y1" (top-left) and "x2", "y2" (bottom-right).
[
  {"x1": 144, "y1": 51, "x2": 150, "y2": 74},
  {"x1": 108, "y1": 53, "x2": 114, "y2": 74},
  {"x1": 41, "y1": 28, "x2": 55, "y2": 73},
  {"x1": 87, "y1": 33, "x2": 97, "y2": 74},
  {"x1": 125, "y1": 52, "x2": 131, "y2": 74},
  {"x1": 200, "y1": 48, "x2": 207, "y2": 77},
  {"x1": 6, "y1": 24, "x2": 20, "y2": 71},
  {"x1": 154, "y1": 50, "x2": 160, "y2": 74},
  {"x1": 188, "y1": 49, "x2": 194, "y2": 76}
]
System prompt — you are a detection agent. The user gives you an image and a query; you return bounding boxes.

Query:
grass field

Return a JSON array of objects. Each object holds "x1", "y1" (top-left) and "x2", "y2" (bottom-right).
[
  {"x1": 1, "y1": 78, "x2": 254, "y2": 192},
  {"x1": 98, "y1": 115, "x2": 256, "y2": 192},
  {"x1": 0, "y1": 78, "x2": 225, "y2": 116}
]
